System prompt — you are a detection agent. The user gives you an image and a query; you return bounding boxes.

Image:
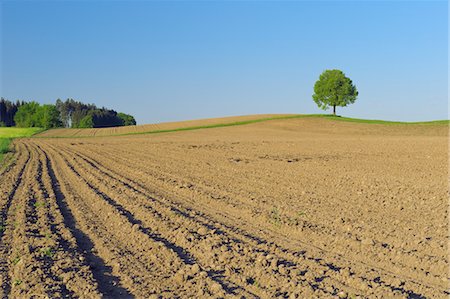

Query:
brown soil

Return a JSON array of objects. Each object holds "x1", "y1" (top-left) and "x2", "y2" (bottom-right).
[{"x1": 1, "y1": 117, "x2": 448, "y2": 298}]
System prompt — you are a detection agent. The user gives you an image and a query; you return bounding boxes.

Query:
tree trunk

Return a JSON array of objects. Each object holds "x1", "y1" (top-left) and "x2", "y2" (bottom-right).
[{"x1": 333, "y1": 105, "x2": 336, "y2": 115}]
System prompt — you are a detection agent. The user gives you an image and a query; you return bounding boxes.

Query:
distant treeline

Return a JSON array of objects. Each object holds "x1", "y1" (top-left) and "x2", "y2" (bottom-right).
[
  {"x1": 0, "y1": 99, "x2": 25, "y2": 127},
  {"x1": 0, "y1": 98, "x2": 136, "y2": 129},
  {"x1": 55, "y1": 99, "x2": 136, "y2": 128}
]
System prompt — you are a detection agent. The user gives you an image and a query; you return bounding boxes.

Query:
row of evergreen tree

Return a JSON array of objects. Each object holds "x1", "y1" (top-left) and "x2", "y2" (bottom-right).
[
  {"x1": 0, "y1": 99, "x2": 26, "y2": 127},
  {"x1": 0, "y1": 98, "x2": 136, "y2": 129}
]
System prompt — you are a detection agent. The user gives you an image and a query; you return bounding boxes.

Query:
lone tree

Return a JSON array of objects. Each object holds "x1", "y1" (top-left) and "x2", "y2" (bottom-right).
[{"x1": 312, "y1": 69, "x2": 358, "y2": 115}]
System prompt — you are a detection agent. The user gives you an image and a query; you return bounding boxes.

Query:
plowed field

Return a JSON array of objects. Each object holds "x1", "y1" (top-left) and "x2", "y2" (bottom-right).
[{"x1": 0, "y1": 117, "x2": 448, "y2": 298}]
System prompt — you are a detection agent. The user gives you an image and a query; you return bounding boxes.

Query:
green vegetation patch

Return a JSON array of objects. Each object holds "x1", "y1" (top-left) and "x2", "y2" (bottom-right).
[
  {"x1": 0, "y1": 138, "x2": 11, "y2": 162},
  {"x1": 322, "y1": 115, "x2": 450, "y2": 125},
  {"x1": 0, "y1": 127, "x2": 43, "y2": 162},
  {"x1": 0, "y1": 138, "x2": 11, "y2": 154},
  {"x1": 0, "y1": 127, "x2": 44, "y2": 138}
]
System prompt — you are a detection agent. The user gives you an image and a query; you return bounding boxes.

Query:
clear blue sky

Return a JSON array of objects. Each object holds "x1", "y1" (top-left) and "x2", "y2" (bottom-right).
[{"x1": 0, "y1": 1, "x2": 447, "y2": 124}]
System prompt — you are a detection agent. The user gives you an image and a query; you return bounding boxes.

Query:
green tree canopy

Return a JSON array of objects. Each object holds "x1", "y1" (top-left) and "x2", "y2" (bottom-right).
[
  {"x1": 10, "y1": 98, "x2": 136, "y2": 129},
  {"x1": 0, "y1": 98, "x2": 24, "y2": 127},
  {"x1": 14, "y1": 102, "x2": 61, "y2": 129},
  {"x1": 117, "y1": 112, "x2": 137, "y2": 126},
  {"x1": 14, "y1": 102, "x2": 41, "y2": 127},
  {"x1": 312, "y1": 69, "x2": 358, "y2": 115},
  {"x1": 38, "y1": 105, "x2": 62, "y2": 129},
  {"x1": 79, "y1": 113, "x2": 94, "y2": 128}
]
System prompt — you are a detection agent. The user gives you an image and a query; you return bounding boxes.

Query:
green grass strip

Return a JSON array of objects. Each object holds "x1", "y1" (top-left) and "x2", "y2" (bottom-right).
[
  {"x1": 0, "y1": 127, "x2": 45, "y2": 138},
  {"x1": 323, "y1": 115, "x2": 450, "y2": 125},
  {"x1": 115, "y1": 114, "x2": 317, "y2": 136}
]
